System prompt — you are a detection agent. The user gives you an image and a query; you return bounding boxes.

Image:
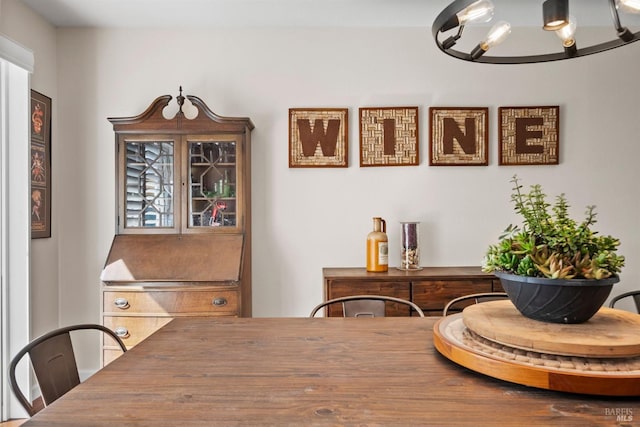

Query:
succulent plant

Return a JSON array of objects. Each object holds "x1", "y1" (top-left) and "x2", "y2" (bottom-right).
[{"x1": 482, "y1": 175, "x2": 625, "y2": 280}]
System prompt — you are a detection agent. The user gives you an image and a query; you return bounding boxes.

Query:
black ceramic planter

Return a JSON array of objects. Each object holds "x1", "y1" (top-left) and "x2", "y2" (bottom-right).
[{"x1": 494, "y1": 271, "x2": 619, "y2": 324}]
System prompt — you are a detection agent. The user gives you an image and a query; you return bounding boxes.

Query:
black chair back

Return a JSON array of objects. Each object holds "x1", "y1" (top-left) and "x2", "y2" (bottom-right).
[
  {"x1": 443, "y1": 292, "x2": 509, "y2": 316},
  {"x1": 310, "y1": 295, "x2": 425, "y2": 317},
  {"x1": 609, "y1": 291, "x2": 640, "y2": 313},
  {"x1": 9, "y1": 324, "x2": 126, "y2": 416}
]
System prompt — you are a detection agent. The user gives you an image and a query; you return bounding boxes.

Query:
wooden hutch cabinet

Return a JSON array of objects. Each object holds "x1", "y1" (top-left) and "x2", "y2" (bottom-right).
[
  {"x1": 323, "y1": 267, "x2": 503, "y2": 317},
  {"x1": 101, "y1": 89, "x2": 253, "y2": 364}
]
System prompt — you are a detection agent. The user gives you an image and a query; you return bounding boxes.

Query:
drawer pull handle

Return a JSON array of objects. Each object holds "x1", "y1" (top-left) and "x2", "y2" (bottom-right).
[
  {"x1": 114, "y1": 327, "x2": 130, "y2": 339},
  {"x1": 213, "y1": 297, "x2": 228, "y2": 307},
  {"x1": 113, "y1": 298, "x2": 130, "y2": 309}
]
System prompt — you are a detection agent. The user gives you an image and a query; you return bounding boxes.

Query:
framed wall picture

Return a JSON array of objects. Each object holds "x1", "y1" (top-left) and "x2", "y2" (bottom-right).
[
  {"x1": 499, "y1": 106, "x2": 559, "y2": 165},
  {"x1": 359, "y1": 107, "x2": 419, "y2": 167},
  {"x1": 429, "y1": 107, "x2": 488, "y2": 166},
  {"x1": 30, "y1": 90, "x2": 52, "y2": 238},
  {"x1": 289, "y1": 108, "x2": 348, "y2": 168}
]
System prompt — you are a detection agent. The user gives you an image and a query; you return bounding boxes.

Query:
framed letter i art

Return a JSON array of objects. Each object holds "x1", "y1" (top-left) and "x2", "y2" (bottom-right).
[
  {"x1": 289, "y1": 108, "x2": 348, "y2": 168},
  {"x1": 359, "y1": 107, "x2": 419, "y2": 167}
]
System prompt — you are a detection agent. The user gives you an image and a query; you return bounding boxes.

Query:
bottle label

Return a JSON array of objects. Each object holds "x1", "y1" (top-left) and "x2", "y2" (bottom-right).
[{"x1": 378, "y1": 241, "x2": 388, "y2": 266}]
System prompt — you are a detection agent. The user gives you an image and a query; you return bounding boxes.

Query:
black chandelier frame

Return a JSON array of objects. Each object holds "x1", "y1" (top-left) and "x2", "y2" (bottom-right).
[{"x1": 432, "y1": 0, "x2": 640, "y2": 64}]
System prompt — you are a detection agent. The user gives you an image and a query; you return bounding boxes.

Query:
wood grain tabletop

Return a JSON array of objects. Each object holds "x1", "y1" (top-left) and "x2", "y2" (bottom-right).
[{"x1": 23, "y1": 317, "x2": 638, "y2": 426}]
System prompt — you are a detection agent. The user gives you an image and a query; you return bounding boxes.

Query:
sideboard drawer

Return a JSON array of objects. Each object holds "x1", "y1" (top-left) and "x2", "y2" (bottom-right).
[
  {"x1": 103, "y1": 316, "x2": 173, "y2": 348},
  {"x1": 412, "y1": 280, "x2": 493, "y2": 312},
  {"x1": 326, "y1": 281, "x2": 410, "y2": 316},
  {"x1": 103, "y1": 289, "x2": 239, "y2": 316}
]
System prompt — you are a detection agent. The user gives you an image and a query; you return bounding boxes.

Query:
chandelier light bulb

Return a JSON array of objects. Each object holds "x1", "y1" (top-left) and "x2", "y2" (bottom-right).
[
  {"x1": 471, "y1": 21, "x2": 511, "y2": 59},
  {"x1": 555, "y1": 16, "x2": 577, "y2": 47},
  {"x1": 457, "y1": 0, "x2": 495, "y2": 25},
  {"x1": 483, "y1": 21, "x2": 512, "y2": 49},
  {"x1": 618, "y1": 0, "x2": 640, "y2": 12}
]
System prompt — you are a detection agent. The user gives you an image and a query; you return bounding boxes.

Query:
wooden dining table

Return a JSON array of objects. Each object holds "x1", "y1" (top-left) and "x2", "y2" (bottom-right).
[{"x1": 23, "y1": 316, "x2": 638, "y2": 426}]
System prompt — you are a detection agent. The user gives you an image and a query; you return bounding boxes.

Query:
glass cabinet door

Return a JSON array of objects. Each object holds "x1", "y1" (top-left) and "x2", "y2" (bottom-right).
[
  {"x1": 187, "y1": 137, "x2": 239, "y2": 230},
  {"x1": 121, "y1": 139, "x2": 175, "y2": 230}
]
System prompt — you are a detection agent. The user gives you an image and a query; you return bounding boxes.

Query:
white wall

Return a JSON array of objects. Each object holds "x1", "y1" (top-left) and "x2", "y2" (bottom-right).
[
  {"x1": 54, "y1": 25, "x2": 639, "y2": 324},
  {"x1": 0, "y1": 0, "x2": 58, "y2": 338},
  {"x1": 2, "y1": 14, "x2": 639, "y2": 371}
]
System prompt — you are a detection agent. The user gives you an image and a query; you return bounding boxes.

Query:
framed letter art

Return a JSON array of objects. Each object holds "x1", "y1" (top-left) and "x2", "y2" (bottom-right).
[
  {"x1": 30, "y1": 90, "x2": 52, "y2": 239},
  {"x1": 499, "y1": 106, "x2": 559, "y2": 165},
  {"x1": 289, "y1": 108, "x2": 348, "y2": 168},
  {"x1": 359, "y1": 107, "x2": 419, "y2": 167},
  {"x1": 429, "y1": 107, "x2": 488, "y2": 166}
]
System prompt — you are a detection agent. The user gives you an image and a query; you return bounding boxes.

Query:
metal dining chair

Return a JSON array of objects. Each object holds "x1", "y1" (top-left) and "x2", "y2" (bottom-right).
[
  {"x1": 8, "y1": 323, "x2": 127, "y2": 416},
  {"x1": 310, "y1": 295, "x2": 425, "y2": 317},
  {"x1": 442, "y1": 292, "x2": 509, "y2": 316},
  {"x1": 609, "y1": 290, "x2": 640, "y2": 313}
]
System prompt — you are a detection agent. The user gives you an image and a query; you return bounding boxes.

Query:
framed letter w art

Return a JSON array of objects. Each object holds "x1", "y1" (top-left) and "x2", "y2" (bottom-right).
[{"x1": 289, "y1": 108, "x2": 348, "y2": 168}]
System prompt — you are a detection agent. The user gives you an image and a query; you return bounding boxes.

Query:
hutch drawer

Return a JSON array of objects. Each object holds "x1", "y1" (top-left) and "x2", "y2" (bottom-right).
[
  {"x1": 103, "y1": 288, "x2": 239, "y2": 316},
  {"x1": 103, "y1": 316, "x2": 173, "y2": 348},
  {"x1": 103, "y1": 349, "x2": 125, "y2": 365}
]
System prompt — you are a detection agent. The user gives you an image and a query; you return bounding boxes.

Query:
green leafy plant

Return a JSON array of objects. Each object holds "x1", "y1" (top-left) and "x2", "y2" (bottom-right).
[{"x1": 483, "y1": 175, "x2": 624, "y2": 279}]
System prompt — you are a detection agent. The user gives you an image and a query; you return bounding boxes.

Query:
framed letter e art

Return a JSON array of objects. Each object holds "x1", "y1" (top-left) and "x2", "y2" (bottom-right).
[
  {"x1": 499, "y1": 106, "x2": 559, "y2": 165},
  {"x1": 289, "y1": 108, "x2": 348, "y2": 168},
  {"x1": 30, "y1": 90, "x2": 52, "y2": 239}
]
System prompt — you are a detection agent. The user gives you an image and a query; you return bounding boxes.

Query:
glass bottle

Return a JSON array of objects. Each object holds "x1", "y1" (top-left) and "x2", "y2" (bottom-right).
[
  {"x1": 400, "y1": 221, "x2": 421, "y2": 270},
  {"x1": 366, "y1": 217, "x2": 388, "y2": 272}
]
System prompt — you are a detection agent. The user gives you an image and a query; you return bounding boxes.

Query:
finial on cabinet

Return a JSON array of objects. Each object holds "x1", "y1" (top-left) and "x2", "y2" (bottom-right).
[{"x1": 177, "y1": 86, "x2": 185, "y2": 114}]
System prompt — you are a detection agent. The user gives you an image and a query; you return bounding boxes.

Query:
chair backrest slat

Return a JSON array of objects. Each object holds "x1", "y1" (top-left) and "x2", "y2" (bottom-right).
[
  {"x1": 29, "y1": 332, "x2": 81, "y2": 406},
  {"x1": 310, "y1": 295, "x2": 425, "y2": 317},
  {"x1": 343, "y1": 299, "x2": 386, "y2": 317}
]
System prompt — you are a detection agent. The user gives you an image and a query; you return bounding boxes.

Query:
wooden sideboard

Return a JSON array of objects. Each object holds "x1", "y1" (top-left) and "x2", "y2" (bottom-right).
[{"x1": 323, "y1": 266, "x2": 502, "y2": 317}]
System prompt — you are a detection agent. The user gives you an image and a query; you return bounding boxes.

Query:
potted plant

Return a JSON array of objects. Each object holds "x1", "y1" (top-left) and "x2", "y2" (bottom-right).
[{"x1": 482, "y1": 175, "x2": 625, "y2": 323}]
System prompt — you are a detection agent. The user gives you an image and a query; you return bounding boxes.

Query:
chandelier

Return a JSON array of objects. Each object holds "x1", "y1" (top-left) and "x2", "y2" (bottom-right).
[{"x1": 432, "y1": 0, "x2": 640, "y2": 64}]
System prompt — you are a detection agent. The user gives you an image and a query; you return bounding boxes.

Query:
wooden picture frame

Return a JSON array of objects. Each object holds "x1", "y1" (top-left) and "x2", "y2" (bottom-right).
[
  {"x1": 429, "y1": 107, "x2": 488, "y2": 166},
  {"x1": 289, "y1": 108, "x2": 348, "y2": 168},
  {"x1": 359, "y1": 107, "x2": 419, "y2": 167},
  {"x1": 30, "y1": 90, "x2": 52, "y2": 238},
  {"x1": 499, "y1": 106, "x2": 559, "y2": 165}
]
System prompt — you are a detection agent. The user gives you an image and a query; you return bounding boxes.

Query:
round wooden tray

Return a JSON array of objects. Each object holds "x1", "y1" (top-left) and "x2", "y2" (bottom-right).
[
  {"x1": 433, "y1": 312, "x2": 640, "y2": 396},
  {"x1": 463, "y1": 300, "x2": 640, "y2": 357}
]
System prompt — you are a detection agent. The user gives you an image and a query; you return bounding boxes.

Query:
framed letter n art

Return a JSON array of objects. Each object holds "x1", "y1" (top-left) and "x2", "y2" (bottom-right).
[
  {"x1": 30, "y1": 90, "x2": 52, "y2": 239},
  {"x1": 289, "y1": 108, "x2": 348, "y2": 168},
  {"x1": 429, "y1": 107, "x2": 488, "y2": 166}
]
